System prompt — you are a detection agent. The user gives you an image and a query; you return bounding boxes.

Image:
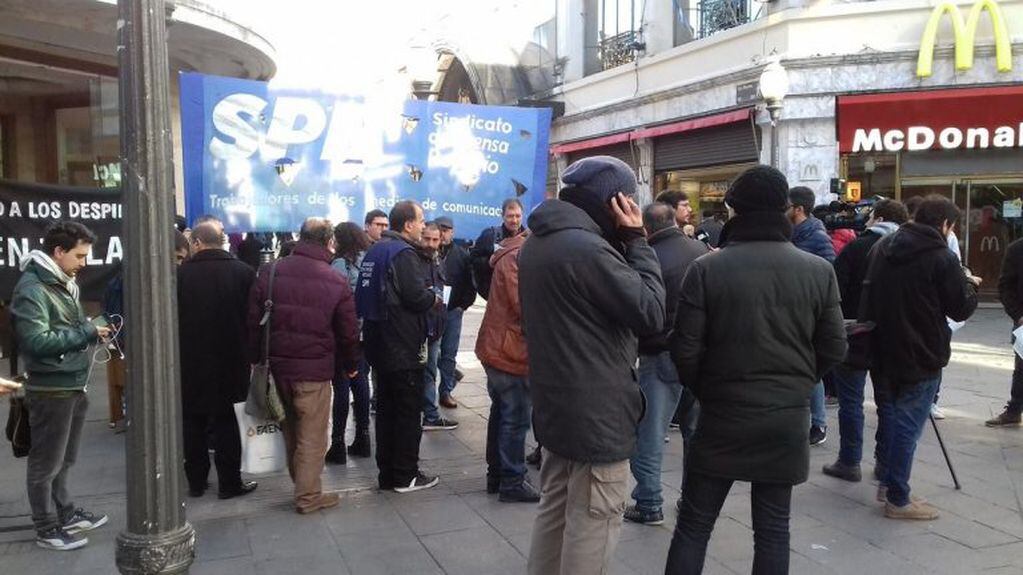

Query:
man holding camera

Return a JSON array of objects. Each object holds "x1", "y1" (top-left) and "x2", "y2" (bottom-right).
[
  {"x1": 11, "y1": 222, "x2": 112, "y2": 551},
  {"x1": 860, "y1": 195, "x2": 979, "y2": 520}
]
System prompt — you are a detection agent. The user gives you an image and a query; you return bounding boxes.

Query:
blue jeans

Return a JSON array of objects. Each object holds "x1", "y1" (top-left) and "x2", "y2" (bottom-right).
[
  {"x1": 630, "y1": 352, "x2": 683, "y2": 513},
  {"x1": 332, "y1": 358, "x2": 371, "y2": 444},
  {"x1": 832, "y1": 364, "x2": 868, "y2": 465},
  {"x1": 438, "y1": 308, "x2": 464, "y2": 399},
  {"x1": 423, "y1": 339, "x2": 442, "y2": 422},
  {"x1": 484, "y1": 366, "x2": 531, "y2": 489},
  {"x1": 666, "y1": 471, "x2": 791, "y2": 574},
  {"x1": 810, "y1": 381, "x2": 826, "y2": 428},
  {"x1": 876, "y1": 376, "x2": 940, "y2": 507}
]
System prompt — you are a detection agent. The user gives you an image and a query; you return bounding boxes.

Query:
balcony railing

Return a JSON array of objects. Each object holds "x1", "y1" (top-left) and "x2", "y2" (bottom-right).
[
  {"x1": 697, "y1": 0, "x2": 754, "y2": 39},
  {"x1": 598, "y1": 30, "x2": 637, "y2": 71}
]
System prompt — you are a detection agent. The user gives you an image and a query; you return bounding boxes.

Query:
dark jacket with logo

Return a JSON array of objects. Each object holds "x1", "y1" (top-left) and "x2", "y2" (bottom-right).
[
  {"x1": 860, "y1": 222, "x2": 978, "y2": 383},
  {"x1": 442, "y1": 241, "x2": 476, "y2": 311},
  {"x1": 519, "y1": 199, "x2": 665, "y2": 463},
  {"x1": 247, "y1": 242, "x2": 360, "y2": 385},
  {"x1": 358, "y1": 231, "x2": 438, "y2": 373},
  {"x1": 639, "y1": 227, "x2": 709, "y2": 356},
  {"x1": 792, "y1": 216, "x2": 836, "y2": 263},
  {"x1": 670, "y1": 212, "x2": 847, "y2": 485},
  {"x1": 11, "y1": 261, "x2": 99, "y2": 391},
  {"x1": 179, "y1": 249, "x2": 256, "y2": 415},
  {"x1": 471, "y1": 224, "x2": 524, "y2": 300}
]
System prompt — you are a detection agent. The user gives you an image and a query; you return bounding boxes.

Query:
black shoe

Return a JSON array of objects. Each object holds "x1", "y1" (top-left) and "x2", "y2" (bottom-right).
[
  {"x1": 423, "y1": 417, "x2": 459, "y2": 431},
  {"x1": 526, "y1": 446, "x2": 543, "y2": 468},
  {"x1": 498, "y1": 480, "x2": 541, "y2": 503},
  {"x1": 487, "y1": 476, "x2": 500, "y2": 494},
  {"x1": 62, "y1": 509, "x2": 109, "y2": 534},
  {"x1": 822, "y1": 460, "x2": 862, "y2": 482},
  {"x1": 986, "y1": 407, "x2": 1022, "y2": 427},
  {"x1": 624, "y1": 505, "x2": 664, "y2": 525},
  {"x1": 188, "y1": 482, "x2": 209, "y2": 498},
  {"x1": 218, "y1": 481, "x2": 258, "y2": 500},
  {"x1": 809, "y1": 425, "x2": 827, "y2": 446},
  {"x1": 394, "y1": 473, "x2": 439, "y2": 493},
  {"x1": 325, "y1": 443, "x2": 347, "y2": 465},
  {"x1": 36, "y1": 526, "x2": 87, "y2": 551},
  {"x1": 348, "y1": 432, "x2": 371, "y2": 458}
]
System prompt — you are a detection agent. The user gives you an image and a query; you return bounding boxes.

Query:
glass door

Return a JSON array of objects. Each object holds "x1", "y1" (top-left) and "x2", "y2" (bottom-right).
[{"x1": 965, "y1": 180, "x2": 1023, "y2": 298}]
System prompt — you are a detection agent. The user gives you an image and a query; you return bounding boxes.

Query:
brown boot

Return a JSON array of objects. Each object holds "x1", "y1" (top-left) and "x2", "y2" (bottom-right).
[
  {"x1": 985, "y1": 407, "x2": 1022, "y2": 427},
  {"x1": 297, "y1": 492, "x2": 340, "y2": 515},
  {"x1": 884, "y1": 500, "x2": 939, "y2": 520}
]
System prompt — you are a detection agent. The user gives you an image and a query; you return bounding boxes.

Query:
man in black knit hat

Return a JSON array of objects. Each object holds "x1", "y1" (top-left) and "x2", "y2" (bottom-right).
[
  {"x1": 665, "y1": 165, "x2": 847, "y2": 574},
  {"x1": 520, "y1": 155, "x2": 666, "y2": 575}
]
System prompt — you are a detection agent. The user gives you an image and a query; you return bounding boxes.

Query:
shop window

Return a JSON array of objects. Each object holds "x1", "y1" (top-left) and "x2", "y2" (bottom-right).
[
  {"x1": 843, "y1": 153, "x2": 897, "y2": 201},
  {"x1": 54, "y1": 78, "x2": 120, "y2": 188},
  {"x1": 597, "y1": 0, "x2": 641, "y2": 70}
]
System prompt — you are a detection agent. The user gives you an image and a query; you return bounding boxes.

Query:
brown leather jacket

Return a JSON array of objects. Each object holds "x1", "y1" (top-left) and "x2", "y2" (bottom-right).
[{"x1": 474, "y1": 232, "x2": 528, "y2": 376}]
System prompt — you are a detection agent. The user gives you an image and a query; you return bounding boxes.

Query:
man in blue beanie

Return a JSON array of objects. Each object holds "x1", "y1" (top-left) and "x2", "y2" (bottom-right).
[{"x1": 520, "y1": 155, "x2": 666, "y2": 574}]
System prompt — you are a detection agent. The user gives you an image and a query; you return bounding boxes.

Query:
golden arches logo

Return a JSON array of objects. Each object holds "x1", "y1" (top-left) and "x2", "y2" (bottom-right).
[{"x1": 917, "y1": 0, "x2": 1013, "y2": 77}]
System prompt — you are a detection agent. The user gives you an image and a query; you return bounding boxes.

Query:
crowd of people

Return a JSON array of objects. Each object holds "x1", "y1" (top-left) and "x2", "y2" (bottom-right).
[{"x1": 6, "y1": 155, "x2": 1011, "y2": 574}]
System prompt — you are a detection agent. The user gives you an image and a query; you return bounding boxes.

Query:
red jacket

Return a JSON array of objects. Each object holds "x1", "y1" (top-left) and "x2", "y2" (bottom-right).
[
  {"x1": 830, "y1": 228, "x2": 857, "y2": 256},
  {"x1": 475, "y1": 233, "x2": 528, "y2": 376},
  {"x1": 248, "y1": 241, "x2": 360, "y2": 385}
]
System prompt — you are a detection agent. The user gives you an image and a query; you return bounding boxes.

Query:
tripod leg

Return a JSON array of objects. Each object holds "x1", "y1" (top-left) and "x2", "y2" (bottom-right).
[{"x1": 930, "y1": 414, "x2": 961, "y2": 490}]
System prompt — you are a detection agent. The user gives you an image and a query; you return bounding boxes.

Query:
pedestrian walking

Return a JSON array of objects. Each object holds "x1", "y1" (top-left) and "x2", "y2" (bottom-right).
[
  {"x1": 476, "y1": 229, "x2": 539, "y2": 503},
  {"x1": 861, "y1": 194, "x2": 979, "y2": 520},
  {"x1": 822, "y1": 199, "x2": 908, "y2": 483},
  {"x1": 327, "y1": 222, "x2": 374, "y2": 462},
  {"x1": 470, "y1": 198, "x2": 524, "y2": 300},
  {"x1": 989, "y1": 236, "x2": 1023, "y2": 427},
  {"x1": 178, "y1": 220, "x2": 258, "y2": 500},
  {"x1": 357, "y1": 201, "x2": 443, "y2": 493},
  {"x1": 12, "y1": 222, "x2": 112, "y2": 551},
  {"x1": 626, "y1": 202, "x2": 708, "y2": 526},
  {"x1": 521, "y1": 156, "x2": 666, "y2": 575},
  {"x1": 435, "y1": 215, "x2": 474, "y2": 408},
  {"x1": 247, "y1": 217, "x2": 361, "y2": 514},
  {"x1": 665, "y1": 166, "x2": 847, "y2": 573}
]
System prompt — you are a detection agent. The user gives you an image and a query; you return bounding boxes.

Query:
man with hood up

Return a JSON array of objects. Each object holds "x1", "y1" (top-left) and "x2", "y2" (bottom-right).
[
  {"x1": 520, "y1": 155, "x2": 665, "y2": 575},
  {"x1": 860, "y1": 194, "x2": 979, "y2": 520},
  {"x1": 822, "y1": 199, "x2": 909, "y2": 484}
]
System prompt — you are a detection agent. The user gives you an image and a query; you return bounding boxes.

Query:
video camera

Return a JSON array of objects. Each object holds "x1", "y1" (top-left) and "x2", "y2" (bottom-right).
[{"x1": 812, "y1": 196, "x2": 885, "y2": 232}]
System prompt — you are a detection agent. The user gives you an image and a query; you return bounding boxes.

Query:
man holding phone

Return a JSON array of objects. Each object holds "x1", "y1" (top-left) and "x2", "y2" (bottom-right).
[{"x1": 11, "y1": 222, "x2": 111, "y2": 551}]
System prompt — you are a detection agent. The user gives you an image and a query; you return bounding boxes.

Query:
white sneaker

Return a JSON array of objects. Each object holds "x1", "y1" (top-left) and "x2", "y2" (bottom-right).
[{"x1": 930, "y1": 404, "x2": 946, "y2": 420}]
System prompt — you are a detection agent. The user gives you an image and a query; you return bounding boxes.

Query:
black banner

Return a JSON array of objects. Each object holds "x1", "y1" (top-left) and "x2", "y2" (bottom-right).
[{"x1": 0, "y1": 180, "x2": 122, "y2": 302}]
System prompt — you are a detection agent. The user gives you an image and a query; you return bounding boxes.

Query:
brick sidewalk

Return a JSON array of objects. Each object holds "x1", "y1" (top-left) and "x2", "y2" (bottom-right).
[{"x1": 2, "y1": 305, "x2": 1023, "y2": 574}]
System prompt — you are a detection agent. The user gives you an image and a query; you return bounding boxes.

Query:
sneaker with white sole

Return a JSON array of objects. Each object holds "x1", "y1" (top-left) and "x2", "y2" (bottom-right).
[
  {"x1": 62, "y1": 509, "x2": 108, "y2": 534},
  {"x1": 885, "y1": 500, "x2": 939, "y2": 520},
  {"x1": 422, "y1": 417, "x2": 459, "y2": 431},
  {"x1": 36, "y1": 526, "x2": 88, "y2": 551},
  {"x1": 394, "y1": 473, "x2": 439, "y2": 494},
  {"x1": 930, "y1": 404, "x2": 946, "y2": 420}
]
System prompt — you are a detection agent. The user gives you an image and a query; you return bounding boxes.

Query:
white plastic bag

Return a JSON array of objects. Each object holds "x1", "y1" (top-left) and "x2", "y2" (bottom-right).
[{"x1": 234, "y1": 402, "x2": 287, "y2": 475}]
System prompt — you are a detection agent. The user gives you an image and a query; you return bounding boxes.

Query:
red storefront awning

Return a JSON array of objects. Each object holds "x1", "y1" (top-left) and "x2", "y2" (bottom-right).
[
  {"x1": 836, "y1": 85, "x2": 1023, "y2": 154},
  {"x1": 550, "y1": 107, "x2": 754, "y2": 155}
]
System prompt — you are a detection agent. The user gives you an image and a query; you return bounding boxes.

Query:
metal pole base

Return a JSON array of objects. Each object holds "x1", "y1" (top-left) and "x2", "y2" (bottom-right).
[{"x1": 116, "y1": 523, "x2": 196, "y2": 575}]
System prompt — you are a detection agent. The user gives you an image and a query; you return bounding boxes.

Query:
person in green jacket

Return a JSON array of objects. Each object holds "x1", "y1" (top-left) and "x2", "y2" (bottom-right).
[{"x1": 11, "y1": 221, "x2": 111, "y2": 551}]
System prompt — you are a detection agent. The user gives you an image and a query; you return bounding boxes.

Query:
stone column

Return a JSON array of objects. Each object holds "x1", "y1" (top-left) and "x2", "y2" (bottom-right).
[{"x1": 115, "y1": 0, "x2": 195, "y2": 573}]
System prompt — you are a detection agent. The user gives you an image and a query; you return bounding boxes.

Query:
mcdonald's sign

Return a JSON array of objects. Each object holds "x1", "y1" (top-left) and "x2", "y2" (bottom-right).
[{"x1": 917, "y1": 0, "x2": 1013, "y2": 77}]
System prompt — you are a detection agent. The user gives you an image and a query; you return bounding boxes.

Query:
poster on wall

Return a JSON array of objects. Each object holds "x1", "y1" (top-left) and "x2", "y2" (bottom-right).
[
  {"x1": 180, "y1": 73, "x2": 553, "y2": 239},
  {"x1": 0, "y1": 180, "x2": 122, "y2": 301}
]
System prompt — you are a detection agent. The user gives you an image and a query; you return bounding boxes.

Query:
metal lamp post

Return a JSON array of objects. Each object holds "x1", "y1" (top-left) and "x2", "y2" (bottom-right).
[
  {"x1": 115, "y1": 0, "x2": 195, "y2": 573},
  {"x1": 759, "y1": 59, "x2": 789, "y2": 169}
]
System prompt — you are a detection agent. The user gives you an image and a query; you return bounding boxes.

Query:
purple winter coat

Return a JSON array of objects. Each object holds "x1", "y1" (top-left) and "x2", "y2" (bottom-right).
[{"x1": 247, "y1": 241, "x2": 360, "y2": 385}]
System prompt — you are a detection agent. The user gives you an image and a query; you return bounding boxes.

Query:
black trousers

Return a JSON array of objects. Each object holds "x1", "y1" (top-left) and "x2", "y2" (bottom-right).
[
  {"x1": 375, "y1": 369, "x2": 425, "y2": 488},
  {"x1": 183, "y1": 407, "x2": 242, "y2": 493}
]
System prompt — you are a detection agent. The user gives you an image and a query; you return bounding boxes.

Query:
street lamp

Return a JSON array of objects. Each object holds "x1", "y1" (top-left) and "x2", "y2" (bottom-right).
[{"x1": 759, "y1": 59, "x2": 789, "y2": 168}]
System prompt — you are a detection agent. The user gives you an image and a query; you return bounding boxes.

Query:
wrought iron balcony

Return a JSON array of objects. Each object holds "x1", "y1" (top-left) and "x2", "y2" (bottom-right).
[
  {"x1": 598, "y1": 30, "x2": 637, "y2": 71},
  {"x1": 698, "y1": 0, "x2": 754, "y2": 38}
]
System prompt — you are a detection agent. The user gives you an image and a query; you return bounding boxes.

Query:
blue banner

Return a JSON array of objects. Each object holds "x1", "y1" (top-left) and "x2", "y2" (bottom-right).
[{"x1": 180, "y1": 73, "x2": 552, "y2": 239}]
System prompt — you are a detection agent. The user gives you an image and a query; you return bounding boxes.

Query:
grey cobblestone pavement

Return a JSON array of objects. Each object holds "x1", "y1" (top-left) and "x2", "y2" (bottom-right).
[{"x1": 2, "y1": 305, "x2": 1023, "y2": 574}]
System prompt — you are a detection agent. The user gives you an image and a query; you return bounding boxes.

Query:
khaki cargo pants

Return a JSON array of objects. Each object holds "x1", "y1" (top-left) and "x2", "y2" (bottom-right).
[{"x1": 527, "y1": 449, "x2": 629, "y2": 575}]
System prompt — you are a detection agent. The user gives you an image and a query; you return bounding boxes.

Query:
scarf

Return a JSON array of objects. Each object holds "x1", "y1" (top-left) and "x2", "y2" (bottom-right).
[
  {"x1": 560, "y1": 185, "x2": 623, "y2": 252},
  {"x1": 868, "y1": 221, "x2": 900, "y2": 237},
  {"x1": 20, "y1": 250, "x2": 79, "y2": 301},
  {"x1": 717, "y1": 212, "x2": 793, "y2": 248}
]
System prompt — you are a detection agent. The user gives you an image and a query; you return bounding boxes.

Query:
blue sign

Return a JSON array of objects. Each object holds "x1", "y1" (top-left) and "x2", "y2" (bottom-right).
[{"x1": 180, "y1": 73, "x2": 552, "y2": 239}]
